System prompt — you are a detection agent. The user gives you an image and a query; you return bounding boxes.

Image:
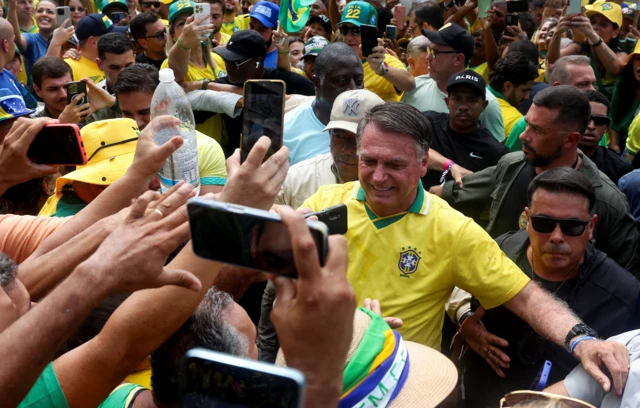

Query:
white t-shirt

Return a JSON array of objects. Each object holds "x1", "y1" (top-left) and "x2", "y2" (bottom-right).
[
  {"x1": 283, "y1": 99, "x2": 328, "y2": 165},
  {"x1": 276, "y1": 152, "x2": 340, "y2": 209},
  {"x1": 401, "y1": 74, "x2": 506, "y2": 143}
]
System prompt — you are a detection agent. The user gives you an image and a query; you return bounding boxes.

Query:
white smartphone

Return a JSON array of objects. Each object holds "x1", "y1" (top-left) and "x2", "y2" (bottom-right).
[
  {"x1": 565, "y1": 0, "x2": 582, "y2": 16},
  {"x1": 194, "y1": 3, "x2": 211, "y2": 36},
  {"x1": 181, "y1": 348, "x2": 306, "y2": 407},
  {"x1": 187, "y1": 198, "x2": 329, "y2": 278},
  {"x1": 56, "y1": 6, "x2": 71, "y2": 27}
]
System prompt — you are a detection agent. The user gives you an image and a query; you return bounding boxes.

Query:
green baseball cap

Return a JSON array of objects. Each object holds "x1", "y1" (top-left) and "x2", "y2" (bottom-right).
[
  {"x1": 169, "y1": 0, "x2": 194, "y2": 24},
  {"x1": 303, "y1": 36, "x2": 330, "y2": 58},
  {"x1": 99, "y1": 0, "x2": 128, "y2": 12},
  {"x1": 338, "y1": 1, "x2": 377, "y2": 27}
]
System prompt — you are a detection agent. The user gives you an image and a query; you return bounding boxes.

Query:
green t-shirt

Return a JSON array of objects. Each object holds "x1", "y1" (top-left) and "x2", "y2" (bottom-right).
[
  {"x1": 19, "y1": 363, "x2": 69, "y2": 408},
  {"x1": 98, "y1": 383, "x2": 146, "y2": 408}
]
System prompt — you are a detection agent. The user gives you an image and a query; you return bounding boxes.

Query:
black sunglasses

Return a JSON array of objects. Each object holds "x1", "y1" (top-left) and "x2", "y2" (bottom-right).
[
  {"x1": 529, "y1": 214, "x2": 591, "y2": 236},
  {"x1": 590, "y1": 114, "x2": 610, "y2": 127},
  {"x1": 339, "y1": 26, "x2": 361, "y2": 36},
  {"x1": 142, "y1": 1, "x2": 161, "y2": 7},
  {"x1": 69, "y1": 6, "x2": 86, "y2": 11},
  {"x1": 145, "y1": 30, "x2": 166, "y2": 40}
]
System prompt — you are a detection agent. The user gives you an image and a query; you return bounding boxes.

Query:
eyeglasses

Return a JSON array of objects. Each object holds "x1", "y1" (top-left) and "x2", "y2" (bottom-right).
[
  {"x1": 529, "y1": 214, "x2": 592, "y2": 236},
  {"x1": 145, "y1": 30, "x2": 166, "y2": 40},
  {"x1": 500, "y1": 391, "x2": 596, "y2": 408},
  {"x1": 426, "y1": 47, "x2": 458, "y2": 58},
  {"x1": 69, "y1": 6, "x2": 86, "y2": 11},
  {"x1": 142, "y1": 1, "x2": 161, "y2": 7},
  {"x1": 338, "y1": 26, "x2": 361, "y2": 36},
  {"x1": 590, "y1": 114, "x2": 611, "y2": 127},
  {"x1": 409, "y1": 24, "x2": 420, "y2": 33},
  {"x1": 228, "y1": 58, "x2": 253, "y2": 69}
]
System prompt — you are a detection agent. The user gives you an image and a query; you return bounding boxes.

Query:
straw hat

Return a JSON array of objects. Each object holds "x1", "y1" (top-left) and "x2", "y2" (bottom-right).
[{"x1": 276, "y1": 309, "x2": 458, "y2": 408}]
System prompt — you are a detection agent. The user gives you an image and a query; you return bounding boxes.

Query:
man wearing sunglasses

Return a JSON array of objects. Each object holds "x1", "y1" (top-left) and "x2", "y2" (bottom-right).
[
  {"x1": 140, "y1": 0, "x2": 161, "y2": 15},
  {"x1": 460, "y1": 167, "x2": 640, "y2": 408},
  {"x1": 578, "y1": 90, "x2": 632, "y2": 185},
  {"x1": 130, "y1": 12, "x2": 167, "y2": 70}
]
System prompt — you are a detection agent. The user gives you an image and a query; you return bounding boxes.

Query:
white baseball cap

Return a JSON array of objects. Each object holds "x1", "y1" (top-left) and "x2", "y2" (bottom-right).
[{"x1": 323, "y1": 89, "x2": 384, "y2": 134}]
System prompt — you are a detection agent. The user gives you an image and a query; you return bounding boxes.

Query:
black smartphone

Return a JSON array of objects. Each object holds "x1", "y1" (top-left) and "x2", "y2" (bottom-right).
[
  {"x1": 187, "y1": 198, "x2": 329, "y2": 278},
  {"x1": 66, "y1": 81, "x2": 87, "y2": 105},
  {"x1": 181, "y1": 348, "x2": 305, "y2": 407},
  {"x1": 241, "y1": 80, "x2": 286, "y2": 163},
  {"x1": 361, "y1": 24, "x2": 378, "y2": 57},
  {"x1": 506, "y1": 14, "x2": 519, "y2": 26},
  {"x1": 386, "y1": 24, "x2": 397, "y2": 41},
  {"x1": 27, "y1": 124, "x2": 88, "y2": 166},
  {"x1": 506, "y1": 0, "x2": 528, "y2": 13},
  {"x1": 110, "y1": 11, "x2": 126, "y2": 24},
  {"x1": 304, "y1": 203, "x2": 348, "y2": 235}
]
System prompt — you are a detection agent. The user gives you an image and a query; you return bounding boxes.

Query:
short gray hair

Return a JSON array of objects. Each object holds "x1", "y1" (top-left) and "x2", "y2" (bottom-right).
[
  {"x1": 548, "y1": 55, "x2": 591, "y2": 85},
  {"x1": 0, "y1": 253, "x2": 17, "y2": 289},
  {"x1": 356, "y1": 102, "x2": 432, "y2": 160},
  {"x1": 407, "y1": 36, "x2": 430, "y2": 59}
]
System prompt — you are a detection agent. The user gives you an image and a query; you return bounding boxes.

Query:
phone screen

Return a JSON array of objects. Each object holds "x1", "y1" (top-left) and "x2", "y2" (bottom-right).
[
  {"x1": 188, "y1": 202, "x2": 326, "y2": 278},
  {"x1": 181, "y1": 356, "x2": 303, "y2": 407},
  {"x1": 110, "y1": 12, "x2": 126, "y2": 24},
  {"x1": 241, "y1": 81, "x2": 285, "y2": 163},
  {"x1": 361, "y1": 24, "x2": 378, "y2": 57},
  {"x1": 27, "y1": 125, "x2": 86, "y2": 165}
]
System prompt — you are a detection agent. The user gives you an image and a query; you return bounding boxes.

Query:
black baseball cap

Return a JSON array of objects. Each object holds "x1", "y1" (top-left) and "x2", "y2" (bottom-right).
[
  {"x1": 75, "y1": 14, "x2": 128, "y2": 41},
  {"x1": 214, "y1": 30, "x2": 267, "y2": 62},
  {"x1": 307, "y1": 15, "x2": 332, "y2": 35},
  {"x1": 422, "y1": 22, "x2": 474, "y2": 65},
  {"x1": 446, "y1": 70, "x2": 486, "y2": 99}
]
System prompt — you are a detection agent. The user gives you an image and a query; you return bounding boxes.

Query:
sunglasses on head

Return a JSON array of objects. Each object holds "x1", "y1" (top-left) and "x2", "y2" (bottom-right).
[
  {"x1": 338, "y1": 26, "x2": 361, "y2": 36},
  {"x1": 142, "y1": 1, "x2": 161, "y2": 7},
  {"x1": 500, "y1": 391, "x2": 596, "y2": 408},
  {"x1": 69, "y1": 6, "x2": 86, "y2": 11},
  {"x1": 590, "y1": 114, "x2": 610, "y2": 127},
  {"x1": 145, "y1": 29, "x2": 166, "y2": 40},
  {"x1": 529, "y1": 214, "x2": 591, "y2": 236}
]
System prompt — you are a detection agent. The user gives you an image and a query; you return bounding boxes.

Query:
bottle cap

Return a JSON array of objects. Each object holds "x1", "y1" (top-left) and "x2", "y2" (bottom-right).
[{"x1": 159, "y1": 68, "x2": 175, "y2": 83}]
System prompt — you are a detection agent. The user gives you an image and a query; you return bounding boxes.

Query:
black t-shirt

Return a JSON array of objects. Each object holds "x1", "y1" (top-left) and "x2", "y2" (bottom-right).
[
  {"x1": 421, "y1": 111, "x2": 511, "y2": 189},
  {"x1": 135, "y1": 52, "x2": 166, "y2": 70},
  {"x1": 490, "y1": 162, "x2": 536, "y2": 238},
  {"x1": 589, "y1": 146, "x2": 633, "y2": 185},
  {"x1": 214, "y1": 69, "x2": 315, "y2": 157}
]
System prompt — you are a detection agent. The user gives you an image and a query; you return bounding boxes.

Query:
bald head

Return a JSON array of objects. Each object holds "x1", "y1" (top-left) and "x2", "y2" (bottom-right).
[{"x1": 0, "y1": 19, "x2": 16, "y2": 67}]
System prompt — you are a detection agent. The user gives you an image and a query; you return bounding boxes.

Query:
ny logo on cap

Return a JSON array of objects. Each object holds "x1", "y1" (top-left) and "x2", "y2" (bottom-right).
[
  {"x1": 255, "y1": 4, "x2": 272, "y2": 16},
  {"x1": 343, "y1": 98, "x2": 360, "y2": 116}
]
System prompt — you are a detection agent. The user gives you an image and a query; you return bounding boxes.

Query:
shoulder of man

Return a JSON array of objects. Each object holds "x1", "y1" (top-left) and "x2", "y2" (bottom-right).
[
  {"x1": 582, "y1": 243, "x2": 640, "y2": 305},
  {"x1": 581, "y1": 154, "x2": 631, "y2": 204},
  {"x1": 299, "y1": 181, "x2": 358, "y2": 211}
]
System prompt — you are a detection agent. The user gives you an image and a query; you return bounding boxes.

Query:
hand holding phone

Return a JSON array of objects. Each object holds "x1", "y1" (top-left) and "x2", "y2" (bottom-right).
[
  {"x1": 194, "y1": 3, "x2": 211, "y2": 37},
  {"x1": 386, "y1": 24, "x2": 397, "y2": 40},
  {"x1": 241, "y1": 80, "x2": 286, "y2": 163},
  {"x1": 305, "y1": 203, "x2": 348, "y2": 235},
  {"x1": 361, "y1": 24, "x2": 379, "y2": 57},
  {"x1": 565, "y1": 0, "x2": 581, "y2": 16}
]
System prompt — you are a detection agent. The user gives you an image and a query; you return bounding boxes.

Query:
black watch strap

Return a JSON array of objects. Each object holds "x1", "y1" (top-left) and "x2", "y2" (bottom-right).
[
  {"x1": 458, "y1": 310, "x2": 474, "y2": 326},
  {"x1": 564, "y1": 323, "x2": 599, "y2": 351},
  {"x1": 202, "y1": 79, "x2": 211, "y2": 90}
]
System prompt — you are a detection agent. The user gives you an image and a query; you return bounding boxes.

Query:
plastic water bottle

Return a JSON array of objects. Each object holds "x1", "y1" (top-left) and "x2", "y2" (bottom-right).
[{"x1": 150, "y1": 68, "x2": 200, "y2": 194}]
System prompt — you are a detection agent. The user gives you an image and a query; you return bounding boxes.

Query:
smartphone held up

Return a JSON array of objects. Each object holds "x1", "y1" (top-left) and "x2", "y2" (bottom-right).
[{"x1": 241, "y1": 80, "x2": 286, "y2": 163}]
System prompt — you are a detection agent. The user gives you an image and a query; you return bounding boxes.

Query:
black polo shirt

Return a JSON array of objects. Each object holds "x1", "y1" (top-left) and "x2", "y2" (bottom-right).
[
  {"x1": 421, "y1": 111, "x2": 511, "y2": 189},
  {"x1": 587, "y1": 146, "x2": 633, "y2": 185}
]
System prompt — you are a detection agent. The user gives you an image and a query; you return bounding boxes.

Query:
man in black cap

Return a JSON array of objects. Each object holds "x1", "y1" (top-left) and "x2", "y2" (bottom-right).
[
  {"x1": 401, "y1": 23, "x2": 506, "y2": 143},
  {"x1": 422, "y1": 70, "x2": 511, "y2": 189},
  {"x1": 211, "y1": 30, "x2": 315, "y2": 156}
]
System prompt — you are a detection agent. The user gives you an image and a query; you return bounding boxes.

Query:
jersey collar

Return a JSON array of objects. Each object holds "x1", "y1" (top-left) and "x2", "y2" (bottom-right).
[
  {"x1": 487, "y1": 85, "x2": 508, "y2": 102},
  {"x1": 354, "y1": 180, "x2": 430, "y2": 215}
]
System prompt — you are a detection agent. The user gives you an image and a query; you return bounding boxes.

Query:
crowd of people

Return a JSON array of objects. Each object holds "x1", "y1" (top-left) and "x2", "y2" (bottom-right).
[{"x1": 4, "y1": 0, "x2": 640, "y2": 405}]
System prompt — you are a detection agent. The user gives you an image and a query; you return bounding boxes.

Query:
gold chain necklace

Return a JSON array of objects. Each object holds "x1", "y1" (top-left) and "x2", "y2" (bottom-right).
[{"x1": 528, "y1": 249, "x2": 579, "y2": 295}]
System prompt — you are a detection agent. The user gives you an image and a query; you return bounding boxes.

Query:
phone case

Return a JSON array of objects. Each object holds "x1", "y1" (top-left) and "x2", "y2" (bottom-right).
[
  {"x1": 361, "y1": 24, "x2": 379, "y2": 57},
  {"x1": 240, "y1": 80, "x2": 286, "y2": 162},
  {"x1": 394, "y1": 5, "x2": 406, "y2": 23},
  {"x1": 565, "y1": 0, "x2": 581, "y2": 16},
  {"x1": 56, "y1": 6, "x2": 71, "y2": 27},
  {"x1": 194, "y1": 3, "x2": 211, "y2": 36},
  {"x1": 67, "y1": 81, "x2": 87, "y2": 105},
  {"x1": 386, "y1": 25, "x2": 397, "y2": 40},
  {"x1": 36, "y1": 124, "x2": 88, "y2": 166}
]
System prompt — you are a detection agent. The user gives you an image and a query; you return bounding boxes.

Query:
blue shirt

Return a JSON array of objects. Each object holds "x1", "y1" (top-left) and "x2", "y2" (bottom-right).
[
  {"x1": 283, "y1": 99, "x2": 327, "y2": 165},
  {"x1": 619, "y1": 169, "x2": 640, "y2": 223},
  {"x1": 0, "y1": 69, "x2": 23, "y2": 97},
  {"x1": 264, "y1": 48, "x2": 278, "y2": 69},
  {"x1": 23, "y1": 33, "x2": 49, "y2": 84}
]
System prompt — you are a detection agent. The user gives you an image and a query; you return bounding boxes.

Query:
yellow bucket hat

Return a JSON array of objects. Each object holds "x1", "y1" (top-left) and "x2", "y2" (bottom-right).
[
  {"x1": 585, "y1": 0, "x2": 623, "y2": 27},
  {"x1": 625, "y1": 40, "x2": 640, "y2": 66},
  {"x1": 54, "y1": 118, "x2": 140, "y2": 193}
]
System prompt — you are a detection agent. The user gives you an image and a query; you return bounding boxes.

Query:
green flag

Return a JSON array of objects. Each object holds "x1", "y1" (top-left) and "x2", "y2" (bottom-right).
[{"x1": 278, "y1": 0, "x2": 316, "y2": 32}]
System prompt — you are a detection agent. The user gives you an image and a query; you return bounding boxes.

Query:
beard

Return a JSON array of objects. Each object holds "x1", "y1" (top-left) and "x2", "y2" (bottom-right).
[{"x1": 523, "y1": 140, "x2": 563, "y2": 168}]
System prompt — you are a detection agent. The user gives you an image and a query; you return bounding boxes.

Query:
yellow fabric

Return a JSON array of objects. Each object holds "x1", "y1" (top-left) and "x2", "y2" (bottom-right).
[
  {"x1": 300, "y1": 182, "x2": 531, "y2": 350},
  {"x1": 220, "y1": 14, "x2": 250, "y2": 35},
  {"x1": 124, "y1": 370, "x2": 151, "y2": 390},
  {"x1": 626, "y1": 113, "x2": 640, "y2": 155},
  {"x1": 19, "y1": 17, "x2": 38, "y2": 33},
  {"x1": 195, "y1": 131, "x2": 227, "y2": 182},
  {"x1": 218, "y1": 31, "x2": 231, "y2": 45},
  {"x1": 625, "y1": 40, "x2": 640, "y2": 65},
  {"x1": 496, "y1": 97, "x2": 523, "y2": 138},
  {"x1": 470, "y1": 62, "x2": 489, "y2": 82},
  {"x1": 161, "y1": 54, "x2": 227, "y2": 141},
  {"x1": 292, "y1": 67, "x2": 307, "y2": 78},
  {"x1": 18, "y1": 59, "x2": 28, "y2": 85},
  {"x1": 363, "y1": 54, "x2": 405, "y2": 102},
  {"x1": 65, "y1": 55, "x2": 105, "y2": 83},
  {"x1": 161, "y1": 18, "x2": 169, "y2": 28}
]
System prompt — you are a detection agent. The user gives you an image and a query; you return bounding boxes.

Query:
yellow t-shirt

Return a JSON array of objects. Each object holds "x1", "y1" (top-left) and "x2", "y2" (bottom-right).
[
  {"x1": 470, "y1": 62, "x2": 489, "y2": 82},
  {"x1": 19, "y1": 16, "x2": 38, "y2": 33},
  {"x1": 292, "y1": 67, "x2": 307, "y2": 78},
  {"x1": 195, "y1": 130, "x2": 227, "y2": 185},
  {"x1": 218, "y1": 31, "x2": 231, "y2": 45},
  {"x1": 363, "y1": 54, "x2": 406, "y2": 102},
  {"x1": 626, "y1": 114, "x2": 640, "y2": 155},
  {"x1": 18, "y1": 59, "x2": 28, "y2": 85},
  {"x1": 64, "y1": 56, "x2": 105, "y2": 83},
  {"x1": 496, "y1": 97, "x2": 523, "y2": 138},
  {"x1": 300, "y1": 181, "x2": 530, "y2": 350},
  {"x1": 161, "y1": 54, "x2": 227, "y2": 142},
  {"x1": 220, "y1": 14, "x2": 250, "y2": 36}
]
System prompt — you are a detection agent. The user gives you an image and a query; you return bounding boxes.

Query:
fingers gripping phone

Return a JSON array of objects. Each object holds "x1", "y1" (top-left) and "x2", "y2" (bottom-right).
[
  {"x1": 194, "y1": 3, "x2": 212, "y2": 37},
  {"x1": 187, "y1": 198, "x2": 329, "y2": 279},
  {"x1": 26, "y1": 124, "x2": 88, "y2": 166},
  {"x1": 181, "y1": 348, "x2": 306, "y2": 407},
  {"x1": 304, "y1": 203, "x2": 348, "y2": 235},
  {"x1": 66, "y1": 81, "x2": 87, "y2": 105},
  {"x1": 56, "y1": 6, "x2": 71, "y2": 27},
  {"x1": 241, "y1": 80, "x2": 286, "y2": 163},
  {"x1": 361, "y1": 24, "x2": 379, "y2": 57}
]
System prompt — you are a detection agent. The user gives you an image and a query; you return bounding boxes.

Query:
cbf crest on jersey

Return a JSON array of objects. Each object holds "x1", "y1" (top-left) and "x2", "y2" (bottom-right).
[{"x1": 398, "y1": 246, "x2": 421, "y2": 278}]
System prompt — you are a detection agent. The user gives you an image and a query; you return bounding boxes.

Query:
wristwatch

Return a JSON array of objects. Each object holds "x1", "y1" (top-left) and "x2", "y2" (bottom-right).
[
  {"x1": 379, "y1": 61, "x2": 390, "y2": 77},
  {"x1": 564, "y1": 323, "x2": 599, "y2": 352}
]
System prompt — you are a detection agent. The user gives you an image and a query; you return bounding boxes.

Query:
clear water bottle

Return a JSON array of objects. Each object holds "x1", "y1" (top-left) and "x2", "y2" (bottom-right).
[{"x1": 151, "y1": 68, "x2": 200, "y2": 194}]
